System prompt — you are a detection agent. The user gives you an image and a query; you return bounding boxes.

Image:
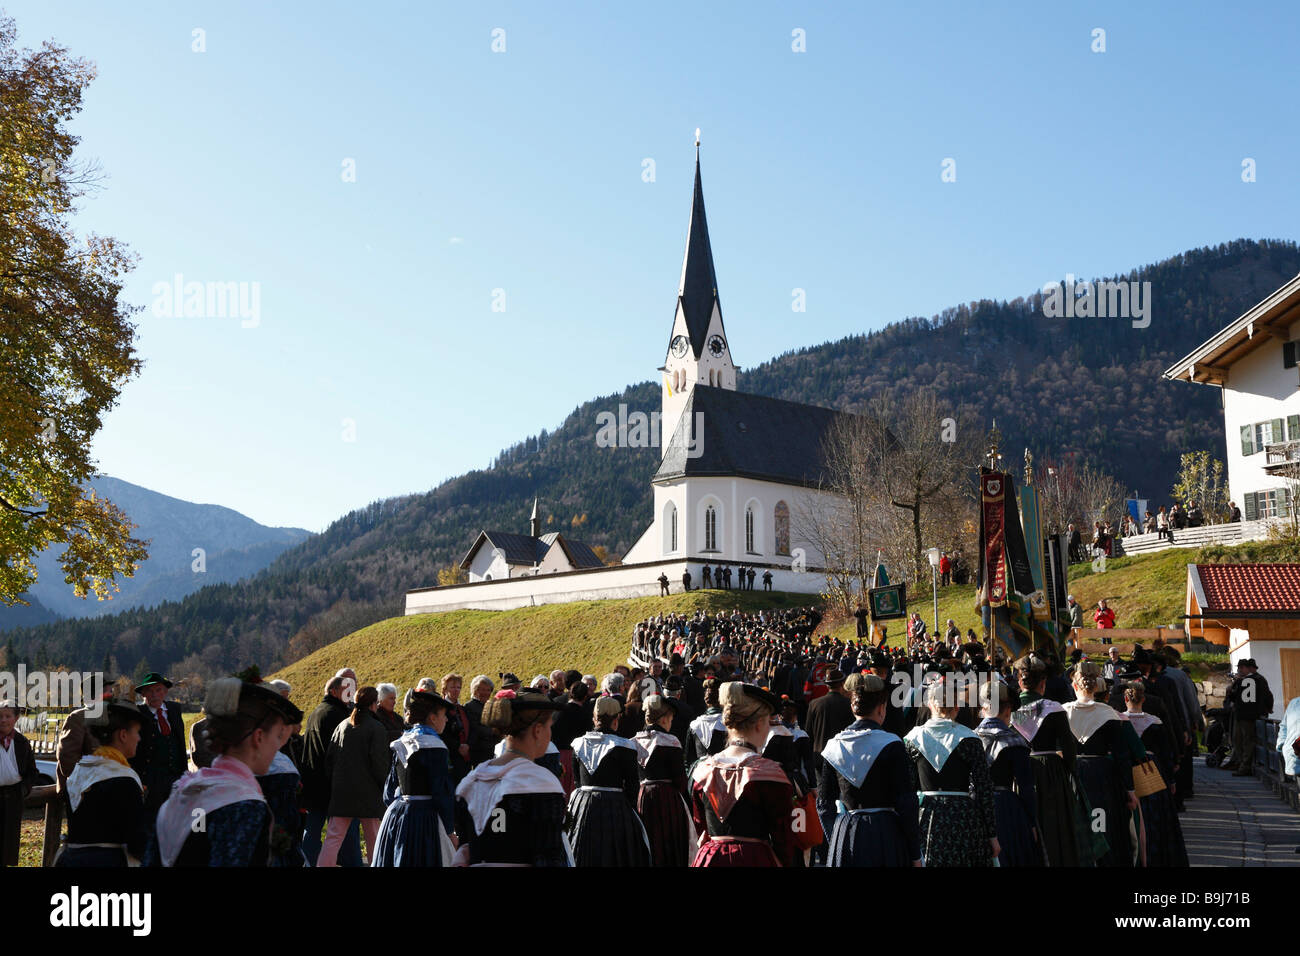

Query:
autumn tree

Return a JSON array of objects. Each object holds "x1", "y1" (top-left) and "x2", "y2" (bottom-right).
[
  {"x1": 0, "y1": 15, "x2": 147, "y2": 605},
  {"x1": 1171, "y1": 450, "x2": 1229, "y2": 522}
]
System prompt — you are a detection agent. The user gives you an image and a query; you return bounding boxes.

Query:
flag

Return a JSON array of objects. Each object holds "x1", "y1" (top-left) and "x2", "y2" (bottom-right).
[{"x1": 873, "y1": 550, "x2": 889, "y2": 588}]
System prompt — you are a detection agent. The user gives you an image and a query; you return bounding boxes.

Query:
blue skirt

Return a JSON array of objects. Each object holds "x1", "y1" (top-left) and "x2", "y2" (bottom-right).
[
  {"x1": 372, "y1": 797, "x2": 451, "y2": 867},
  {"x1": 827, "y1": 809, "x2": 911, "y2": 867},
  {"x1": 992, "y1": 788, "x2": 1043, "y2": 867}
]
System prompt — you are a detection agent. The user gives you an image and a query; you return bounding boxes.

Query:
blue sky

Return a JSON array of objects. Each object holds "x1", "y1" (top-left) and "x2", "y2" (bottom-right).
[{"x1": 8, "y1": 1, "x2": 1300, "y2": 531}]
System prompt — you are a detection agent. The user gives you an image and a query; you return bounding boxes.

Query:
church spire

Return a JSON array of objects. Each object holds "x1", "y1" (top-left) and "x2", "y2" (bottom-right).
[
  {"x1": 677, "y1": 131, "x2": 721, "y2": 358},
  {"x1": 530, "y1": 497, "x2": 540, "y2": 538}
]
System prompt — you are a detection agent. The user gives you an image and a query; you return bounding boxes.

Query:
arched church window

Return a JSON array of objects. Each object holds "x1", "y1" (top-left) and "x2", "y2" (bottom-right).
[
  {"x1": 745, "y1": 507, "x2": 754, "y2": 552},
  {"x1": 774, "y1": 501, "x2": 790, "y2": 556},
  {"x1": 705, "y1": 505, "x2": 717, "y2": 551},
  {"x1": 667, "y1": 503, "x2": 678, "y2": 552}
]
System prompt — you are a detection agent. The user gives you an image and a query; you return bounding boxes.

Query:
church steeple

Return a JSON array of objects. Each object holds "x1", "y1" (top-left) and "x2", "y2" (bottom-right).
[
  {"x1": 529, "y1": 497, "x2": 540, "y2": 538},
  {"x1": 660, "y1": 131, "x2": 737, "y2": 457},
  {"x1": 678, "y1": 135, "x2": 721, "y2": 359}
]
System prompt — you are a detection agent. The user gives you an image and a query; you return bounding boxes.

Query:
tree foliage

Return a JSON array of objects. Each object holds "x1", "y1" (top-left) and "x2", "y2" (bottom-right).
[{"x1": 0, "y1": 14, "x2": 147, "y2": 605}]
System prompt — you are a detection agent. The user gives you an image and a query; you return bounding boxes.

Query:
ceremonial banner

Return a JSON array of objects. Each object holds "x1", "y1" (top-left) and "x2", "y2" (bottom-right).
[
  {"x1": 1019, "y1": 483, "x2": 1049, "y2": 610},
  {"x1": 868, "y1": 583, "x2": 906, "y2": 621},
  {"x1": 979, "y1": 469, "x2": 1008, "y2": 607}
]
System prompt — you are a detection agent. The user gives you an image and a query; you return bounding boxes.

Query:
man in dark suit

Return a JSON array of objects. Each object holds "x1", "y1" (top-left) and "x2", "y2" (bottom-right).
[
  {"x1": 663, "y1": 676, "x2": 695, "y2": 747},
  {"x1": 0, "y1": 699, "x2": 40, "y2": 867},
  {"x1": 804, "y1": 669, "x2": 853, "y2": 861},
  {"x1": 129, "y1": 673, "x2": 187, "y2": 828}
]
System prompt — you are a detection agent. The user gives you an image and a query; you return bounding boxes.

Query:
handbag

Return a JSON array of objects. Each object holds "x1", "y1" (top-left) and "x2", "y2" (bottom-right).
[
  {"x1": 791, "y1": 790, "x2": 824, "y2": 851},
  {"x1": 1132, "y1": 758, "x2": 1166, "y2": 798}
]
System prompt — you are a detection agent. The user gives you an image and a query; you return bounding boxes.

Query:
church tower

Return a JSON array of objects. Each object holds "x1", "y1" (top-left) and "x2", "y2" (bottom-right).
[{"x1": 659, "y1": 133, "x2": 736, "y2": 453}]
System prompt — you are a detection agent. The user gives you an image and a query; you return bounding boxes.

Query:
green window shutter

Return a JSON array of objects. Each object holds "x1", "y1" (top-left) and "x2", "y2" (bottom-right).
[
  {"x1": 1244, "y1": 492, "x2": 1258, "y2": 521},
  {"x1": 1241, "y1": 425, "x2": 1255, "y2": 456},
  {"x1": 1289, "y1": 415, "x2": 1300, "y2": 442},
  {"x1": 1271, "y1": 419, "x2": 1285, "y2": 446}
]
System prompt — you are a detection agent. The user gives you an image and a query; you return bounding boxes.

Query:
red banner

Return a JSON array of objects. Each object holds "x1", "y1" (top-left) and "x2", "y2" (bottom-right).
[{"x1": 981, "y1": 471, "x2": 1008, "y2": 607}]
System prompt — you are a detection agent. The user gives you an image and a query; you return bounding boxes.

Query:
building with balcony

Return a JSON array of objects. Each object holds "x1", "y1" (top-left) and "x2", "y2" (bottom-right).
[{"x1": 1165, "y1": 273, "x2": 1300, "y2": 519}]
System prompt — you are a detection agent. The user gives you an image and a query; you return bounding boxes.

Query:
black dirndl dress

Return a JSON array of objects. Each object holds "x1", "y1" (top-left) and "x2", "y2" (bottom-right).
[
  {"x1": 567, "y1": 732, "x2": 650, "y2": 867},
  {"x1": 633, "y1": 729, "x2": 694, "y2": 867}
]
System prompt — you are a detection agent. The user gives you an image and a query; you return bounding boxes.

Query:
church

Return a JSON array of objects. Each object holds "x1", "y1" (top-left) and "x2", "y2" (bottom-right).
[{"x1": 406, "y1": 141, "x2": 866, "y2": 615}]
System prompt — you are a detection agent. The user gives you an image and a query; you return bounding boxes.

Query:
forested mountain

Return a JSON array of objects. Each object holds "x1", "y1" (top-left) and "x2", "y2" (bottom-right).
[
  {"x1": 0, "y1": 476, "x2": 310, "y2": 632},
  {"x1": 6, "y1": 238, "x2": 1296, "y2": 684}
]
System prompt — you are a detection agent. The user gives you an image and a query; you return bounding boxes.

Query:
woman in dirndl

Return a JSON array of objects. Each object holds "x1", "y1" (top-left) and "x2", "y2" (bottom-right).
[
  {"x1": 1011, "y1": 654, "x2": 1088, "y2": 866},
  {"x1": 567, "y1": 696, "x2": 650, "y2": 866},
  {"x1": 690, "y1": 682, "x2": 796, "y2": 867},
  {"x1": 685, "y1": 678, "x2": 727, "y2": 769},
  {"x1": 633, "y1": 693, "x2": 695, "y2": 866},
  {"x1": 372, "y1": 689, "x2": 457, "y2": 867},
  {"x1": 453, "y1": 690, "x2": 570, "y2": 866},
  {"x1": 149, "y1": 678, "x2": 302, "y2": 867},
  {"x1": 1064, "y1": 662, "x2": 1135, "y2": 867},
  {"x1": 821, "y1": 675, "x2": 921, "y2": 867},
  {"x1": 1123, "y1": 681, "x2": 1188, "y2": 867},
  {"x1": 975, "y1": 679, "x2": 1043, "y2": 867},
  {"x1": 904, "y1": 674, "x2": 998, "y2": 867},
  {"x1": 58, "y1": 701, "x2": 147, "y2": 867}
]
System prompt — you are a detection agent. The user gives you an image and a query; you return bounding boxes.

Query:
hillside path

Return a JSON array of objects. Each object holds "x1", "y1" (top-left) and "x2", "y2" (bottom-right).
[{"x1": 1182, "y1": 762, "x2": 1299, "y2": 866}]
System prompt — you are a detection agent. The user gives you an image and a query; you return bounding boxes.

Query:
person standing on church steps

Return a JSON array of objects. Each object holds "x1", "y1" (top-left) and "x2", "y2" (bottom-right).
[
  {"x1": 702, "y1": 564, "x2": 713, "y2": 588},
  {"x1": 659, "y1": 572, "x2": 670, "y2": 596},
  {"x1": 763, "y1": 570, "x2": 773, "y2": 592},
  {"x1": 681, "y1": 568, "x2": 692, "y2": 592},
  {"x1": 747, "y1": 567, "x2": 756, "y2": 590}
]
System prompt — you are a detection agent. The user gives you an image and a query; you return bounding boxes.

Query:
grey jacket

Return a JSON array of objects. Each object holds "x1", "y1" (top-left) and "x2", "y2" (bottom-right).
[{"x1": 326, "y1": 710, "x2": 390, "y2": 818}]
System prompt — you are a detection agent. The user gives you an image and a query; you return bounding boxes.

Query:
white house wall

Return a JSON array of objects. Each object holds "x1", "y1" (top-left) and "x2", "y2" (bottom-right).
[{"x1": 1223, "y1": 315, "x2": 1300, "y2": 504}]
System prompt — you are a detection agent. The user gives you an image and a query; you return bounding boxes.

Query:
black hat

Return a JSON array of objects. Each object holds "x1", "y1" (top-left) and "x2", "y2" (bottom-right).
[
  {"x1": 1238, "y1": 658, "x2": 1257, "y2": 669},
  {"x1": 85, "y1": 700, "x2": 143, "y2": 729},
  {"x1": 825, "y1": 668, "x2": 845, "y2": 685},
  {"x1": 498, "y1": 672, "x2": 521, "y2": 688},
  {"x1": 410, "y1": 689, "x2": 453, "y2": 711},
  {"x1": 1130, "y1": 646, "x2": 1151, "y2": 665},
  {"x1": 507, "y1": 689, "x2": 561, "y2": 711},
  {"x1": 134, "y1": 672, "x2": 173, "y2": 693},
  {"x1": 205, "y1": 678, "x2": 303, "y2": 725}
]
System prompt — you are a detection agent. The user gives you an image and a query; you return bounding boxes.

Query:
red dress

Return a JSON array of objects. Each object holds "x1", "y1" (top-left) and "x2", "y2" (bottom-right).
[{"x1": 690, "y1": 751, "x2": 795, "y2": 867}]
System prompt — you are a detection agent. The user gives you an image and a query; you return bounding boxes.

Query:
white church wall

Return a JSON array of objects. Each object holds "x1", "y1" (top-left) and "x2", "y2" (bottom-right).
[
  {"x1": 406, "y1": 557, "x2": 833, "y2": 615},
  {"x1": 537, "y1": 543, "x2": 573, "y2": 574},
  {"x1": 466, "y1": 544, "x2": 512, "y2": 583}
]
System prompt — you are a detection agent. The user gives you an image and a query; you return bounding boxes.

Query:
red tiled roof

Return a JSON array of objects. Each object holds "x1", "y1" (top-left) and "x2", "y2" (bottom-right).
[{"x1": 1195, "y1": 564, "x2": 1300, "y2": 612}]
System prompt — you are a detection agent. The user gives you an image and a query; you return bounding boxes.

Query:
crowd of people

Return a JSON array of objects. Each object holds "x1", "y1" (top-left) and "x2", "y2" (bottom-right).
[
  {"x1": 1, "y1": 618, "x2": 1294, "y2": 868},
  {"x1": 1064, "y1": 499, "x2": 1241, "y2": 562}
]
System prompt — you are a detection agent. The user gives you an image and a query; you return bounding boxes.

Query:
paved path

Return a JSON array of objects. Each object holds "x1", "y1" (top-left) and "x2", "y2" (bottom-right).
[{"x1": 1182, "y1": 761, "x2": 1300, "y2": 866}]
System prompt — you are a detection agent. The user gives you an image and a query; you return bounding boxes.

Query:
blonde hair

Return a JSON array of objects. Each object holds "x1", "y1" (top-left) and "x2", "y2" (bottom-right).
[
  {"x1": 440, "y1": 673, "x2": 463, "y2": 694},
  {"x1": 720, "y1": 682, "x2": 772, "y2": 730},
  {"x1": 1073, "y1": 661, "x2": 1102, "y2": 694}
]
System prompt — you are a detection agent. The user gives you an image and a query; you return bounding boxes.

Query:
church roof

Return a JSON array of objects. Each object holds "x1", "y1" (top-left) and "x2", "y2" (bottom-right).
[
  {"x1": 653, "y1": 385, "x2": 872, "y2": 488},
  {"x1": 677, "y1": 152, "x2": 721, "y2": 359},
  {"x1": 460, "y1": 529, "x2": 604, "y2": 571}
]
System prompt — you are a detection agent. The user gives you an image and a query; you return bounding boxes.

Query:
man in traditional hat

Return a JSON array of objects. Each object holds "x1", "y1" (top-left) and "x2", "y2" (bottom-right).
[
  {"x1": 129, "y1": 672, "x2": 188, "y2": 826},
  {"x1": 0, "y1": 698, "x2": 39, "y2": 866}
]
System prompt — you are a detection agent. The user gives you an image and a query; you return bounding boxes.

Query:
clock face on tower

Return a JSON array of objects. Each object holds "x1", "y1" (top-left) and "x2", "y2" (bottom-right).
[
  {"x1": 707, "y1": 334, "x2": 726, "y2": 357},
  {"x1": 669, "y1": 335, "x2": 689, "y2": 358}
]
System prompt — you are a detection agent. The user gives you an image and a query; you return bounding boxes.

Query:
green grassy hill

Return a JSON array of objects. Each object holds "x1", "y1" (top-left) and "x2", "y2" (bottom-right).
[{"x1": 273, "y1": 589, "x2": 818, "y2": 715}]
